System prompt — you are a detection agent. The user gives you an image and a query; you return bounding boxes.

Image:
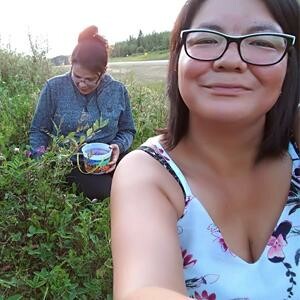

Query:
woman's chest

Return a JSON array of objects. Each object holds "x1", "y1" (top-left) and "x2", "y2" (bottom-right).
[
  {"x1": 185, "y1": 157, "x2": 292, "y2": 263},
  {"x1": 178, "y1": 177, "x2": 300, "y2": 299},
  {"x1": 53, "y1": 97, "x2": 121, "y2": 132}
]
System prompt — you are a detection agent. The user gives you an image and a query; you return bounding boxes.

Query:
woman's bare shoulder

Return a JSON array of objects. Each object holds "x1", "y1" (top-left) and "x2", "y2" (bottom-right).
[
  {"x1": 112, "y1": 147, "x2": 185, "y2": 218},
  {"x1": 115, "y1": 148, "x2": 163, "y2": 181}
]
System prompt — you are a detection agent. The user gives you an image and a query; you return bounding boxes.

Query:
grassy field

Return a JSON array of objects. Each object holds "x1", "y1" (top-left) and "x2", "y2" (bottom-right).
[
  {"x1": 55, "y1": 59, "x2": 169, "y2": 84},
  {"x1": 108, "y1": 60, "x2": 168, "y2": 84},
  {"x1": 0, "y1": 49, "x2": 167, "y2": 299}
]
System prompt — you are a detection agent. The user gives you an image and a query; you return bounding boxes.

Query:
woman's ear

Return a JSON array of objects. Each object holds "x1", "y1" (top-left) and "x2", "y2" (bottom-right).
[{"x1": 295, "y1": 106, "x2": 300, "y2": 147}]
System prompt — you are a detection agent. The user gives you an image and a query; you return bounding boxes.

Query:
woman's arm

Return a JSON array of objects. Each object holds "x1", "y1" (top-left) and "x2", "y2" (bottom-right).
[
  {"x1": 29, "y1": 82, "x2": 55, "y2": 156},
  {"x1": 123, "y1": 287, "x2": 190, "y2": 300},
  {"x1": 110, "y1": 87, "x2": 136, "y2": 153},
  {"x1": 111, "y1": 150, "x2": 187, "y2": 300}
]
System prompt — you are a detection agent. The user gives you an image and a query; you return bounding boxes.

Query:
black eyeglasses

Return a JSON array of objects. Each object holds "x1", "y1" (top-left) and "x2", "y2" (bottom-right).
[{"x1": 180, "y1": 29, "x2": 296, "y2": 66}]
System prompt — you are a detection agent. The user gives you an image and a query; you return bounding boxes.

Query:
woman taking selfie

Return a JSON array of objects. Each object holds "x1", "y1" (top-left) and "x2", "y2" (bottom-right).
[{"x1": 111, "y1": 0, "x2": 300, "y2": 299}]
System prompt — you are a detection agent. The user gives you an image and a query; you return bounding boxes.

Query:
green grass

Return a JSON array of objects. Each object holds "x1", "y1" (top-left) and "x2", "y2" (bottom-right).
[
  {"x1": 0, "y1": 48, "x2": 167, "y2": 299},
  {"x1": 109, "y1": 50, "x2": 169, "y2": 62}
]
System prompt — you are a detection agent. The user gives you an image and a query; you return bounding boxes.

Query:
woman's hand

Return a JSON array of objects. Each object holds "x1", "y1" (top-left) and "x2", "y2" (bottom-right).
[{"x1": 106, "y1": 144, "x2": 120, "y2": 173}]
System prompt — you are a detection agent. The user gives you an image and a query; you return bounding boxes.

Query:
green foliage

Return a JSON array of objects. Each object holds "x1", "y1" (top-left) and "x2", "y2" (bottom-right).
[
  {"x1": 0, "y1": 43, "x2": 114, "y2": 299},
  {"x1": 0, "y1": 43, "x2": 167, "y2": 299},
  {"x1": 127, "y1": 80, "x2": 167, "y2": 147},
  {"x1": 0, "y1": 41, "x2": 56, "y2": 157},
  {"x1": 0, "y1": 46, "x2": 52, "y2": 92},
  {"x1": 0, "y1": 81, "x2": 39, "y2": 155},
  {"x1": 0, "y1": 131, "x2": 113, "y2": 298}
]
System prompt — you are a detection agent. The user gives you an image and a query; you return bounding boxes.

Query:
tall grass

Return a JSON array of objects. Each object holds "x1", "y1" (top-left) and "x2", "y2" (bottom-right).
[
  {"x1": 0, "y1": 46, "x2": 167, "y2": 299},
  {"x1": 0, "y1": 46, "x2": 54, "y2": 157}
]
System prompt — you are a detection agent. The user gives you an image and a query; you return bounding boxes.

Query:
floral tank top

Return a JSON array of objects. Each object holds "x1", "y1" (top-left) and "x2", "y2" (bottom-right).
[{"x1": 140, "y1": 137, "x2": 300, "y2": 300}]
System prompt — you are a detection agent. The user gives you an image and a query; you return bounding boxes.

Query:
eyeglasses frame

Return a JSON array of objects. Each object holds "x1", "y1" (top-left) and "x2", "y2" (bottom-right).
[
  {"x1": 180, "y1": 29, "x2": 296, "y2": 66},
  {"x1": 71, "y1": 66, "x2": 102, "y2": 87}
]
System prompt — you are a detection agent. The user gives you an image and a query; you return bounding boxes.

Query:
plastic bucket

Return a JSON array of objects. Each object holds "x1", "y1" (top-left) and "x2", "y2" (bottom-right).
[{"x1": 81, "y1": 143, "x2": 112, "y2": 174}]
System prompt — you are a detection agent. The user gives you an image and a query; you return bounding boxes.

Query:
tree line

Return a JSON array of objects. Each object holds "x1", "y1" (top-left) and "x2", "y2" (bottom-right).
[
  {"x1": 50, "y1": 30, "x2": 171, "y2": 65},
  {"x1": 110, "y1": 30, "x2": 170, "y2": 57}
]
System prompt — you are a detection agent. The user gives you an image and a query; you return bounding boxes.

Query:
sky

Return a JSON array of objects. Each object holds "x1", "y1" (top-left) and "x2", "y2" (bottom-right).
[{"x1": 0, "y1": 0, "x2": 186, "y2": 57}]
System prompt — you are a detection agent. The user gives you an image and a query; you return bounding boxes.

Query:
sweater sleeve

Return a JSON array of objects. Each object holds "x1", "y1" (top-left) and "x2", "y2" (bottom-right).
[
  {"x1": 110, "y1": 87, "x2": 136, "y2": 153},
  {"x1": 29, "y1": 82, "x2": 56, "y2": 155}
]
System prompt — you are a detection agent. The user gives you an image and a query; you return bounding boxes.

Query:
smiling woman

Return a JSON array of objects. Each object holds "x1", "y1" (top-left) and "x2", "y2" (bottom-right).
[
  {"x1": 29, "y1": 25, "x2": 136, "y2": 201},
  {"x1": 111, "y1": 0, "x2": 300, "y2": 299}
]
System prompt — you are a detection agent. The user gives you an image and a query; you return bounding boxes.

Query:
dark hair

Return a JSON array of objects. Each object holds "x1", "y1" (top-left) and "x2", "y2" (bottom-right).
[
  {"x1": 163, "y1": 0, "x2": 300, "y2": 161},
  {"x1": 71, "y1": 25, "x2": 108, "y2": 73}
]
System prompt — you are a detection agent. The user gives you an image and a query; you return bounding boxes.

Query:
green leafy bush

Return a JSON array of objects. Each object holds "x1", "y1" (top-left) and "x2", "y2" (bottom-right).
[
  {"x1": 0, "y1": 140, "x2": 113, "y2": 299},
  {"x1": 128, "y1": 80, "x2": 167, "y2": 147},
  {"x1": 0, "y1": 42, "x2": 167, "y2": 299}
]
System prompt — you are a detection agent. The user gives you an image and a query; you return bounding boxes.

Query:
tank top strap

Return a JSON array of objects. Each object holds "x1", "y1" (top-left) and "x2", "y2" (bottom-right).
[
  {"x1": 288, "y1": 140, "x2": 300, "y2": 189},
  {"x1": 289, "y1": 139, "x2": 300, "y2": 160},
  {"x1": 139, "y1": 137, "x2": 193, "y2": 199}
]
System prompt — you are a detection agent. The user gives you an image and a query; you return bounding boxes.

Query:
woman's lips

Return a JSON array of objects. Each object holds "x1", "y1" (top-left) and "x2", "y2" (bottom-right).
[
  {"x1": 78, "y1": 87, "x2": 90, "y2": 94},
  {"x1": 203, "y1": 84, "x2": 251, "y2": 96}
]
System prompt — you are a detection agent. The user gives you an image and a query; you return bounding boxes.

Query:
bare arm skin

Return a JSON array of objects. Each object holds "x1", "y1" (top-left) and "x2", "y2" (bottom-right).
[
  {"x1": 111, "y1": 150, "x2": 187, "y2": 300},
  {"x1": 123, "y1": 287, "x2": 191, "y2": 300}
]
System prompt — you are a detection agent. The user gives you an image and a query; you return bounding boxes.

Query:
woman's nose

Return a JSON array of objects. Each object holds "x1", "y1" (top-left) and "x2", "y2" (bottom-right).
[
  {"x1": 78, "y1": 80, "x2": 87, "y2": 87},
  {"x1": 213, "y1": 42, "x2": 247, "y2": 72}
]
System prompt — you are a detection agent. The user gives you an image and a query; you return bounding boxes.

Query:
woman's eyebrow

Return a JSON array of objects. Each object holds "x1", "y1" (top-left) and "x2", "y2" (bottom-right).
[
  {"x1": 192, "y1": 23, "x2": 282, "y2": 34},
  {"x1": 72, "y1": 71, "x2": 81, "y2": 78},
  {"x1": 246, "y1": 24, "x2": 282, "y2": 34},
  {"x1": 72, "y1": 71, "x2": 96, "y2": 80},
  {"x1": 193, "y1": 23, "x2": 223, "y2": 32}
]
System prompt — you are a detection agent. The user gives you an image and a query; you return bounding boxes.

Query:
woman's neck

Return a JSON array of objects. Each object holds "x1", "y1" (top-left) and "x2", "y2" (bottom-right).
[{"x1": 181, "y1": 116, "x2": 266, "y2": 177}]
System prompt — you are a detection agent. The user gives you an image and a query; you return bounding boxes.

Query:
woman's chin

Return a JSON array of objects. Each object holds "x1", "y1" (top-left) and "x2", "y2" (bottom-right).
[
  {"x1": 193, "y1": 107, "x2": 263, "y2": 126},
  {"x1": 79, "y1": 89, "x2": 90, "y2": 95}
]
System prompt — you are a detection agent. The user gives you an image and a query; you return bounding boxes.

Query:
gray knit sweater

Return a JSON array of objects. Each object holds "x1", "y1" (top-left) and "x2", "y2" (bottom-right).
[{"x1": 29, "y1": 72, "x2": 135, "y2": 155}]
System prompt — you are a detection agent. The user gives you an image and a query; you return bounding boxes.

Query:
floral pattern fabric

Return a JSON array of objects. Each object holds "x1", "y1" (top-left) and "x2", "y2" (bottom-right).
[{"x1": 140, "y1": 138, "x2": 300, "y2": 300}]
